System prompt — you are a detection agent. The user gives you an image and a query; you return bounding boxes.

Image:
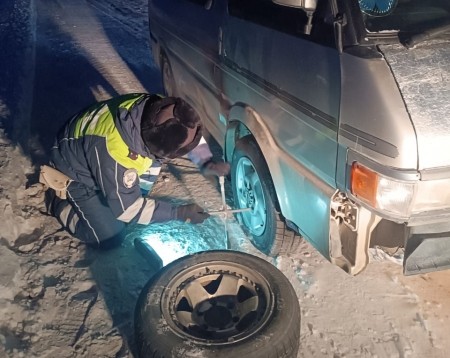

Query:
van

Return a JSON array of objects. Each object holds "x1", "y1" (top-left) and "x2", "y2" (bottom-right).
[{"x1": 148, "y1": 0, "x2": 450, "y2": 275}]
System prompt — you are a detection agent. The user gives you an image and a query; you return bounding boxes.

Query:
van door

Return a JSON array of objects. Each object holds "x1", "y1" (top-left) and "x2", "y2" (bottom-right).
[
  {"x1": 219, "y1": 0, "x2": 340, "y2": 253},
  {"x1": 151, "y1": 0, "x2": 225, "y2": 143}
]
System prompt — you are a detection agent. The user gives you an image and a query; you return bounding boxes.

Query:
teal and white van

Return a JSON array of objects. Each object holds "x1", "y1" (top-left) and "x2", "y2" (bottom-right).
[{"x1": 148, "y1": 0, "x2": 450, "y2": 275}]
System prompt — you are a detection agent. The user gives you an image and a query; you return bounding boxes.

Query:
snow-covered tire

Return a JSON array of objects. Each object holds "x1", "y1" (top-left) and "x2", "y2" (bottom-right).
[
  {"x1": 134, "y1": 250, "x2": 300, "y2": 358},
  {"x1": 231, "y1": 138, "x2": 302, "y2": 257}
]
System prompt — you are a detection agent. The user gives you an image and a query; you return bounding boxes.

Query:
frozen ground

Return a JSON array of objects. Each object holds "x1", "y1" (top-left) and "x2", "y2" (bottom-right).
[{"x1": 0, "y1": 0, "x2": 449, "y2": 357}]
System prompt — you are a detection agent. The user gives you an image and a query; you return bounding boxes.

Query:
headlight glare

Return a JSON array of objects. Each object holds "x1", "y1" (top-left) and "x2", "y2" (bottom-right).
[
  {"x1": 350, "y1": 162, "x2": 416, "y2": 220},
  {"x1": 376, "y1": 176, "x2": 415, "y2": 217}
]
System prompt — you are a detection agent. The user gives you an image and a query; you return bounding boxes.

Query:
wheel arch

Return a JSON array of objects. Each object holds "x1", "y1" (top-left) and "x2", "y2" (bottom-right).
[{"x1": 225, "y1": 103, "x2": 287, "y2": 216}]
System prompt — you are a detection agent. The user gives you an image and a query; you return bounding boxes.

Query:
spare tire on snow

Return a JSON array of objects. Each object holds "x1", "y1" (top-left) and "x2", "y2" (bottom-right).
[{"x1": 134, "y1": 250, "x2": 300, "y2": 358}]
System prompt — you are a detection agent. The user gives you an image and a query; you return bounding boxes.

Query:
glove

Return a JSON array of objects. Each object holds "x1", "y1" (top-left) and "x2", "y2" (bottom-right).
[
  {"x1": 200, "y1": 160, "x2": 230, "y2": 177},
  {"x1": 175, "y1": 203, "x2": 210, "y2": 224}
]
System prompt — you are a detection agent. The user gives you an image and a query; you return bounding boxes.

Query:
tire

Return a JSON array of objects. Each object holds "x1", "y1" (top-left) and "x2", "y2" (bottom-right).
[
  {"x1": 135, "y1": 250, "x2": 300, "y2": 358},
  {"x1": 231, "y1": 138, "x2": 302, "y2": 257},
  {"x1": 161, "y1": 54, "x2": 177, "y2": 97}
]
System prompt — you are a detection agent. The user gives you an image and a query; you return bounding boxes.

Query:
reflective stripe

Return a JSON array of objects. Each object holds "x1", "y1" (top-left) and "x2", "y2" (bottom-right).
[
  {"x1": 107, "y1": 124, "x2": 151, "y2": 175},
  {"x1": 106, "y1": 95, "x2": 151, "y2": 175},
  {"x1": 137, "y1": 199, "x2": 156, "y2": 225},
  {"x1": 75, "y1": 104, "x2": 108, "y2": 138},
  {"x1": 117, "y1": 197, "x2": 145, "y2": 222},
  {"x1": 115, "y1": 162, "x2": 125, "y2": 211},
  {"x1": 148, "y1": 166, "x2": 162, "y2": 176},
  {"x1": 68, "y1": 215, "x2": 79, "y2": 233},
  {"x1": 73, "y1": 103, "x2": 108, "y2": 138},
  {"x1": 59, "y1": 204, "x2": 72, "y2": 226},
  {"x1": 87, "y1": 104, "x2": 108, "y2": 133},
  {"x1": 95, "y1": 147, "x2": 105, "y2": 193},
  {"x1": 59, "y1": 204, "x2": 79, "y2": 234},
  {"x1": 67, "y1": 190, "x2": 100, "y2": 245},
  {"x1": 72, "y1": 94, "x2": 152, "y2": 175}
]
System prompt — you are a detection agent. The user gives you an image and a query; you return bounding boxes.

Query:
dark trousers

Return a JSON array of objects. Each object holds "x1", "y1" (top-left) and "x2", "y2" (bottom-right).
[{"x1": 48, "y1": 181, "x2": 126, "y2": 249}]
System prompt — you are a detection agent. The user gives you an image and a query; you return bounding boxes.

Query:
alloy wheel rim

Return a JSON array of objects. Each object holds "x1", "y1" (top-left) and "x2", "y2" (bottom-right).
[
  {"x1": 161, "y1": 261, "x2": 273, "y2": 345},
  {"x1": 235, "y1": 157, "x2": 267, "y2": 236}
]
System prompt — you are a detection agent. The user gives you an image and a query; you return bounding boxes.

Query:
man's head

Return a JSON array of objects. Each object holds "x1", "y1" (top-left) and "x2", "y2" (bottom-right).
[{"x1": 141, "y1": 96, "x2": 202, "y2": 159}]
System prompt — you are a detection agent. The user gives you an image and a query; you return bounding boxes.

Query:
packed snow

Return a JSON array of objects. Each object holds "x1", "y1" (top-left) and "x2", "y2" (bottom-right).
[{"x1": 0, "y1": 0, "x2": 449, "y2": 357}]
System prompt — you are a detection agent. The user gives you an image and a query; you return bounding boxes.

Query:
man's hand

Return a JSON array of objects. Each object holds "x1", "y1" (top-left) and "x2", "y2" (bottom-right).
[
  {"x1": 200, "y1": 160, "x2": 230, "y2": 177},
  {"x1": 175, "y1": 203, "x2": 210, "y2": 224}
]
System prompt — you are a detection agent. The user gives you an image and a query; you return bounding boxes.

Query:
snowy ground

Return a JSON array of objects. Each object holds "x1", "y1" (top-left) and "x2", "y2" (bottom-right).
[{"x1": 0, "y1": 0, "x2": 449, "y2": 357}]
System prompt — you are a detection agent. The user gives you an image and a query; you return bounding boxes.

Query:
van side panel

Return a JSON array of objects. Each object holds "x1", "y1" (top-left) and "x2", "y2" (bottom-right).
[
  {"x1": 228, "y1": 105, "x2": 337, "y2": 258},
  {"x1": 221, "y1": 12, "x2": 340, "y2": 254}
]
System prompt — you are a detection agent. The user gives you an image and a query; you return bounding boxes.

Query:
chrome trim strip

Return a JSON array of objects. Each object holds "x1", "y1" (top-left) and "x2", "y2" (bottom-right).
[
  {"x1": 222, "y1": 57, "x2": 338, "y2": 131},
  {"x1": 160, "y1": 25, "x2": 338, "y2": 132},
  {"x1": 419, "y1": 167, "x2": 450, "y2": 181},
  {"x1": 347, "y1": 149, "x2": 419, "y2": 181},
  {"x1": 340, "y1": 124, "x2": 399, "y2": 158}
]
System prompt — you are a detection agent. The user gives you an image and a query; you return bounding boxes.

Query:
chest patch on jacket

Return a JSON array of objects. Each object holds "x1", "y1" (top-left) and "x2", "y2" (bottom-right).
[{"x1": 123, "y1": 169, "x2": 138, "y2": 188}]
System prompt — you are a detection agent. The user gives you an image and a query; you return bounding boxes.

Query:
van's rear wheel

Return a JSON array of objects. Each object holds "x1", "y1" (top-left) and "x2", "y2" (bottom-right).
[
  {"x1": 161, "y1": 54, "x2": 177, "y2": 97},
  {"x1": 134, "y1": 250, "x2": 300, "y2": 358},
  {"x1": 231, "y1": 138, "x2": 302, "y2": 257}
]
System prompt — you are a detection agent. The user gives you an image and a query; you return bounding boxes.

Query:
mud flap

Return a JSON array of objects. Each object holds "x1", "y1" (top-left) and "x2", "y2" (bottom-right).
[
  {"x1": 329, "y1": 192, "x2": 380, "y2": 275},
  {"x1": 404, "y1": 228, "x2": 450, "y2": 275}
]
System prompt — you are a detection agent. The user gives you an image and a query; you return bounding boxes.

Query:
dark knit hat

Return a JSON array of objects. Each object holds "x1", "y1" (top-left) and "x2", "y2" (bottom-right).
[{"x1": 141, "y1": 96, "x2": 202, "y2": 159}]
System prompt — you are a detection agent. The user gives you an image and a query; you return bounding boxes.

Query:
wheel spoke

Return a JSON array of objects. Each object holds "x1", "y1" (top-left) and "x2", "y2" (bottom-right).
[
  {"x1": 250, "y1": 212, "x2": 264, "y2": 230},
  {"x1": 253, "y1": 199, "x2": 266, "y2": 226},
  {"x1": 176, "y1": 311, "x2": 194, "y2": 327},
  {"x1": 253, "y1": 182, "x2": 264, "y2": 204},
  {"x1": 249, "y1": 171, "x2": 260, "y2": 191},
  {"x1": 214, "y1": 275, "x2": 240, "y2": 297},
  {"x1": 182, "y1": 281, "x2": 211, "y2": 307},
  {"x1": 237, "y1": 296, "x2": 259, "y2": 317},
  {"x1": 237, "y1": 185, "x2": 247, "y2": 207},
  {"x1": 237, "y1": 164, "x2": 251, "y2": 208},
  {"x1": 243, "y1": 173, "x2": 251, "y2": 190},
  {"x1": 236, "y1": 176, "x2": 243, "y2": 191}
]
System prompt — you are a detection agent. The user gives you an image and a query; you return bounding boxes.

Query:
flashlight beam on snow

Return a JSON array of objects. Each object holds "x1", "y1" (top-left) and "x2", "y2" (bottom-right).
[{"x1": 135, "y1": 233, "x2": 189, "y2": 268}]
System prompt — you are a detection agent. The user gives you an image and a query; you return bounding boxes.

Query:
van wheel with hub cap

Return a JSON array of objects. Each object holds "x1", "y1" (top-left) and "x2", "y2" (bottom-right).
[{"x1": 231, "y1": 137, "x2": 302, "y2": 257}]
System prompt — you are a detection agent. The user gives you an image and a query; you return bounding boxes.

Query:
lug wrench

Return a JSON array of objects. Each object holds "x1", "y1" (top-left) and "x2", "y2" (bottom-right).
[{"x1": 208, "y1": 176, "x2": 251, "y2": 249}]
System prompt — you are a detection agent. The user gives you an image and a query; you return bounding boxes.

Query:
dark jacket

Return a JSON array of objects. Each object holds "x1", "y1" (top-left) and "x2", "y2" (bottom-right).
[{"x1": 51, "y1": 93, "x2": 190, "y2": 224}]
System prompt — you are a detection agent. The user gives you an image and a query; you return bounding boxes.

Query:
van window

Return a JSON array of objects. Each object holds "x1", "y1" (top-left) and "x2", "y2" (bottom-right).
[
  {"x1": 228, "y1": 0, "x2": 309, "y2": 36},
  {"x1": 360, "y1": 0, "x2": 450, "y2": 33},
  {"x1": 228, "y1": 0, "x2": 335, "y2": 46}
]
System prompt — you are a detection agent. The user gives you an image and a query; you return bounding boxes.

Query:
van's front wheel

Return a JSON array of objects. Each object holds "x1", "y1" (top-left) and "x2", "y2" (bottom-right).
[{"x1": 231, "y1": 138, "x2": 301, "y2": 256}]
